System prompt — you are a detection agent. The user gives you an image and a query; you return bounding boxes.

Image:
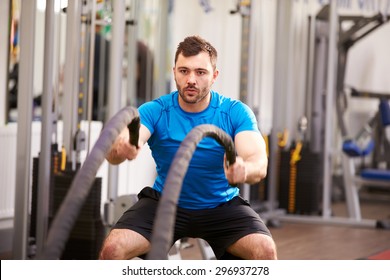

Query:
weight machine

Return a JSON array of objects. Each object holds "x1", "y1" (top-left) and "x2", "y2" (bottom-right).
[
  {"x1": 341, "y1": 89, "x2": 390, "y2": 226},
  {"x1": 331, "y1": 6, "x2": 390, "y2": 226},
  {"x1": 270, "y1": 2, "x2": 390, "y2": 228}
]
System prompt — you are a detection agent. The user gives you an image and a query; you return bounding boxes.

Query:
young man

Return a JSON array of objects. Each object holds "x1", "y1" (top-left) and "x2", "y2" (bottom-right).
[{"x1": 99, "y1": 35, "x2": 277, "y2": 260}]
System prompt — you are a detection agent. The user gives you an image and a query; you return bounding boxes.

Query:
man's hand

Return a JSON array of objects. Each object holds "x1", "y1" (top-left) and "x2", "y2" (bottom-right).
[
  {"x1": 224, "y1": 155, "x2": 247, "y2": 185},
  {"x1": 106, "y1": 128, "x2": 140, "y2": 165}
]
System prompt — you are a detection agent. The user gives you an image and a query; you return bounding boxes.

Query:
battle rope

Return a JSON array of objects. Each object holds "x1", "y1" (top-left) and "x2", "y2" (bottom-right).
[
  {"x1": 147, "y1": 124, "x2": 236, "y2": 259},
  {"x1": 36, "y1": 106, "x2": 140, "y2": 260}
]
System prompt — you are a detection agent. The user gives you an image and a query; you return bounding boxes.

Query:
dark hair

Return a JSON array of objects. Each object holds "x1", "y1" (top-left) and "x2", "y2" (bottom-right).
[{"x1": 174, "y1": 35, "x2": 218, "y2": 70}]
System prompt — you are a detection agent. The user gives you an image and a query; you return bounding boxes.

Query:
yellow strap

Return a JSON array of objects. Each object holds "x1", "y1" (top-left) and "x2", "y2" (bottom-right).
[
  {"x1": 290, "y1": 141, "x2": 302, "y2": 165},
  {"x1": 288, "y1": 163, "x2": 297, "y2": 213},
  {"x1": 263, "y1": 134, "x2": 269, "y2": 157},
  {"x1": 288, "y1": 141, "x2": 302, "y2": 213},
  {"x1": 61, "y1": 145, "x2": 66, "y2": 171},
  {"x1": 277, "y1": 129, "x2": 289, "y2": 148}
]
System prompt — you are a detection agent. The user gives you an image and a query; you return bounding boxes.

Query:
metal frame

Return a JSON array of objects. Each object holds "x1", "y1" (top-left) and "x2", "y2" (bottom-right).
[
  {"x1": 322, "y1": 0, "x2": 338, "y2": 219},
  {"x1": 13, "y1": 0, "x2": 37, "y2": 260},
  {"x1": 35, "y1": 0, "x2": 56, "y2": 257},
  {"x1": 86, "y1": 0, "x2": 97, "y2": 153},
  {"x1": 268, "y1": 0, "x2": 295, "y2": 214},
  {"x1": 62, "y1": 0, "x2": 82, "y2": 169},
  {"x1": 273, "y1": 1, "x2": 390, "y2": 229},
  {"x1": 126, "y1": 0, "x2": 140, "y2": 106},
  {"x1": 153, "y1": 0, "x2": 169, "y2": 99},
  {"x1": 342, "y1": 153, "x2": 390, "y2": 221},
  {"x1": 105, "y1": 0, "x2": 126, "y2": 226},
  {"x1": 0, "y1": 0, "x2": 10, "y2": 126}
]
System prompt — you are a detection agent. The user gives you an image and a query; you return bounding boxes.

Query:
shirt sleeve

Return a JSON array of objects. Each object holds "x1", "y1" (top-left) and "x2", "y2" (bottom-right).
[
  {"x1": 138, "y1": 100, "x2": 163, "y2": 135},
  {"x1": 230, "y1": 101, "x2": 260, "y2": 137}
]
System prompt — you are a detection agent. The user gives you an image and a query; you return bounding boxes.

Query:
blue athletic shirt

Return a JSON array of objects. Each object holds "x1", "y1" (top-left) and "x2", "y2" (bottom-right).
[{"x1": 138, "y1": 90, "x2": 260, "y2": 209}]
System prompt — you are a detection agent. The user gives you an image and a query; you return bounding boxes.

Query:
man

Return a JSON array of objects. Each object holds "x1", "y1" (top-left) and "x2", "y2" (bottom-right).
[{"x1": 99, "y1": 35, "x2": 277, "y2": 260}]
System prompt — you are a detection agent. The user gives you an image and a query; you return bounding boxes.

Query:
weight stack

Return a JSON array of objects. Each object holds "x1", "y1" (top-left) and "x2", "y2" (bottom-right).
[
  {"x1": 30, "y1": 146, "x2": 60, "y2": 242},
  {"x1": 278, "y1": 146, "x2": 322, "y2": 215},
  {"x1": 51, "y1": 170, "x2": 104, "y2": 260}
]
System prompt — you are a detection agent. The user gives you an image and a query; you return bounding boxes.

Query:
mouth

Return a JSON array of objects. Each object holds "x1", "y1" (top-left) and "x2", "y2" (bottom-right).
[{"x1": 185, "y1": 87, "x2": 198, "y2": 94}]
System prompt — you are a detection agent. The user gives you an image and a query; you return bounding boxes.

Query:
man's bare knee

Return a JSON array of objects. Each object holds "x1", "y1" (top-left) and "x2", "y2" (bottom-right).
[
  {"x1": 228, "y1": 233, "x2": 277, "y2": 260},
  {"x1": 100, "y1": 241, "x2": 124, "y2": 260},
  {"x1": 252, "y1": 238, "x2": 277, "y2": 260},
  {"x1": 99, "y1": 229, "x2": 150, "y2": 260}
]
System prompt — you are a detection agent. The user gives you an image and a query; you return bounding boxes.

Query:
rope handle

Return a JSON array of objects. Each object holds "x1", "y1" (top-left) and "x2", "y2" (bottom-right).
[{"x1": 127, "y1": 116, "x2": 140, "y2": 148}]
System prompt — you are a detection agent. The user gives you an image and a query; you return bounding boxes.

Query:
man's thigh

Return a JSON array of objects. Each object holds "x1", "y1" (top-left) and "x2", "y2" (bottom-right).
[
  {"x1": 191, "y1": 196, "x2": 272, "y2": 259},
  {"x1": 227, "y1": 233, "x2": 277, "y2": 260}
]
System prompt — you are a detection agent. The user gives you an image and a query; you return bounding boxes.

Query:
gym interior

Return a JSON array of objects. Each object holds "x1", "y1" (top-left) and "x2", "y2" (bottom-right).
[{"x1": 1, "y1": 0, "x2": 390, "y2": 260}]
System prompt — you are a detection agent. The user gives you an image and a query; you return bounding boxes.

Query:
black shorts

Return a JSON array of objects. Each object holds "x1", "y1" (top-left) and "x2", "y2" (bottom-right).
[{"x1": 113, "y1": 187, "x2": 272, "y2": 259}]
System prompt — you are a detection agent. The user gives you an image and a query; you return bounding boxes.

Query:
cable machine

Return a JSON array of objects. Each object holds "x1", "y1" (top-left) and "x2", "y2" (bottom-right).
[{"x1": 13, "y1": 0, "x2": 109, "y2": 259}]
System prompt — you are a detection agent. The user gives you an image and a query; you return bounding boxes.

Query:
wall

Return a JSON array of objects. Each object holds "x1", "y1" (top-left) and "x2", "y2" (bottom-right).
[
  {"x1": 346, "y1": 21, "x2": 390, "y2": 136},
  {"x1": 169, "y1": 0, "x2": 242, "y2": 100}
]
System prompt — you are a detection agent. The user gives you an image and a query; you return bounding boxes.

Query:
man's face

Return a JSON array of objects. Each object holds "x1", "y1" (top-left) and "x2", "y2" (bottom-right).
[{"x1": 173, "y1": 51, "x2": 218, "y2": 106}]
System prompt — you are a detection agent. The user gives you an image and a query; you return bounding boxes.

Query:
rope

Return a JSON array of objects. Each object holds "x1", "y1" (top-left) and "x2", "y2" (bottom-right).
[
  {"x1": 36, "y1": 106, "x2": 139, "y2": 260},
  {"x1": 147, "y1": 124, "x2": 236, "y2": 259}
]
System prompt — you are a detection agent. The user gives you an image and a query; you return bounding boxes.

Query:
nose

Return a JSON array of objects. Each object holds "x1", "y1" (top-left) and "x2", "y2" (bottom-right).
[{"x1": 187, "y1": 72, "x2": 196, "y2": 85}]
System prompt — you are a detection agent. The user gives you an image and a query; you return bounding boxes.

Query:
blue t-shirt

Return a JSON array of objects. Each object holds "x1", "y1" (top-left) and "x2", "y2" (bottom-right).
[{"x1": 138, "y1": 90, "x2": 260, "y2": 209}]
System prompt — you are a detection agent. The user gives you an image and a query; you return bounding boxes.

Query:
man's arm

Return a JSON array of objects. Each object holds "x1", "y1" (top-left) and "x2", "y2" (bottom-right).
[
  {"x1": 106, "y1": 124, "x2": 151, "y2": 165},
  {"x1": 224, "y1": 130, "x2": 268, "y2": 185}
]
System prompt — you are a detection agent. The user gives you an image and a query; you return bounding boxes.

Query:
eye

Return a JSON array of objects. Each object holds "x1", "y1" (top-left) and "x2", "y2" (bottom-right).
[
  {"x1": 179, "y1": 69, "x2": 188, "y2": 74},
  {"x1": 197, "y1": 70, "x2": 206, "y2": 75}
]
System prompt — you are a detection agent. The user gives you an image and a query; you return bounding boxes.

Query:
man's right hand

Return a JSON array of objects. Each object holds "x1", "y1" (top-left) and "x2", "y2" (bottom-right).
[{"x1": 106, "y1": 127, "x2": 140, "y2": 165}]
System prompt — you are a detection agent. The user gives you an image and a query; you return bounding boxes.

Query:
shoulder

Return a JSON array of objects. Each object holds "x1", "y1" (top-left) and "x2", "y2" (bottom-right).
[
  {"x1": 211, "y1": 91, "x2": 249, "y2": 113},
  {"x1": 139, "y1": 91, "x2": 177, "y2": 113},
  {"x1": 212, "y1": 91, "x2": 259, "y2": 133}
]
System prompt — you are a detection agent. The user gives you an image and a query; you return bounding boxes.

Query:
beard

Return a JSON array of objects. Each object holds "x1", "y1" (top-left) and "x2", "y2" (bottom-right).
[{"x1": 177, "y1": 84, "x2": 210, "y2": 104}]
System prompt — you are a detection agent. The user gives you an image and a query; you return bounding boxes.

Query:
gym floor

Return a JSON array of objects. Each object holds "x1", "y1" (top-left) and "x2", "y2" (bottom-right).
[
  {"x1": 180, "y1": 198, "x2": 390, "y2": 260},
  {"x1": 1, "y1": 196, "x2": 389, "y2": 260}
]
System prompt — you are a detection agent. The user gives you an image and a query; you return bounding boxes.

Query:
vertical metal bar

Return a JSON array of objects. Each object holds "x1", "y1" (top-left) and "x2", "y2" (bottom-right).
[
  {"x1": 284, "y1": 1, "x2": 295, "y2": 144},
  {"x1": 0, "y1": 0, "x2": 10, "y2": 126},
  {"x1": 310, "y1": 31, "x2": 327, "y2": 153},
  {"x1": 247, "y1": 0, "x2": 260, "y2": 112},
  {"x1": 239, "y1": 1, "x2": 252, "y2": 202},
  {"x1": 97, "y1": 0, "x2": 111, "y2": 121},
  {"x1": 86, "y1": 0, "x2": 97, "y2": 154},
  {"x1": 304, "y1": 12, "x2": 316, "y2": 129},
  {"x1": 107, "y1": 0, "x2": 125, "y2": 119},
  {"x1": 36, "y1": 0, "x2": 56, "y2": 256},
  {"x1": 342, "y1": 154, "x2": 362, "y2": 220},
  {"x1": 13, "y1": 0, "x2": 37, "y2": 260},
  {"x1": 97, "y1": 34, "x2": 107, "y2": 120},
  {"x1": 52, "y1": 0, "x2": 63, "y2": 145},
  {"x1": 106, "y1": 0, "x2": 126, "y2": 225},
  {"x1": 239, "y1": 11, "x2": 250, "y2": 105},
  {"x1": 126, "y1": 0, "x2": 139, "y2": 106},
  {"x1": 323, "y1": 0, "x2": 338, "y2": 218},
  {"x1": 154, "y1": 0, "x2": 169, "y2": 99},
  {"x1": 268, "y1": 0, "x2": 291, "y2": 211},
  {"x1": 62, "y1": 0, "x2": 81, "y2": 167}
]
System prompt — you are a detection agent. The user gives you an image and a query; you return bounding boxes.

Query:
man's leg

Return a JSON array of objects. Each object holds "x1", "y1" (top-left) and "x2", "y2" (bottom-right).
[
  {"x1": 99, "y1": 187, "x2": 160, "y2": 260},
  {"x1": 99, "y1": 228, "x2": 151, "y2": 260},
  {"x1": 226, "y1": 233, "x2": 277, "y2": 260}
]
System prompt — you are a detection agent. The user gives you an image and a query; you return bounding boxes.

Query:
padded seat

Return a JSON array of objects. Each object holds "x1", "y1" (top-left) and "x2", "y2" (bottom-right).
[{"x1": 360, "y1": 169, "x2": 390, "y2": 181}]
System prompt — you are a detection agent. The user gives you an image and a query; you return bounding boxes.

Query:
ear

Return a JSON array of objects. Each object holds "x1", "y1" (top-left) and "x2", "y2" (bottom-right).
[
  {"x1": 173, "y1": 66, "x2": 177, "y2": 78},
  {"x1": 212, "y1": 69, "x2": 219, "y2": 82}
]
